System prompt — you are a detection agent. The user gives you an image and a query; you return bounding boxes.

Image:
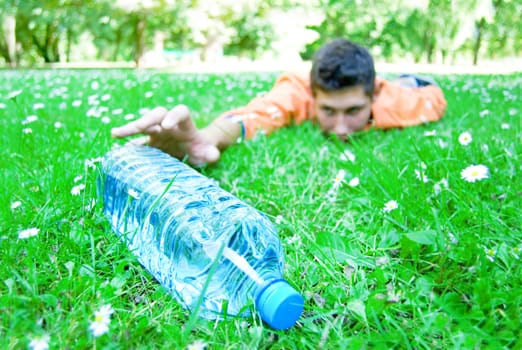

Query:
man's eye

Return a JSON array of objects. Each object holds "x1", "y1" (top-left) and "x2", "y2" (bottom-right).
[
  {"x1": 323, "y1": 108, "x2": 335, "y2": 116},
  {"x1": 345, "y1": 107, "x2": 361, "y2": 115}
]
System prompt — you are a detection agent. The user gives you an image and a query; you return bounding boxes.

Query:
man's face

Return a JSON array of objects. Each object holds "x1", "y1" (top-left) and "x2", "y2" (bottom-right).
[{"x1": 314, "y1": 86, "x2": 373, "y2": 141}]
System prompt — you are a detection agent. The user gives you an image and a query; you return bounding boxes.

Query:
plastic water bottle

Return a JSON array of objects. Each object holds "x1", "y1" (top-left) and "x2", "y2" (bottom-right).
[{"x1": 98, "y1": 144, "x2": 304, "y2": 330}]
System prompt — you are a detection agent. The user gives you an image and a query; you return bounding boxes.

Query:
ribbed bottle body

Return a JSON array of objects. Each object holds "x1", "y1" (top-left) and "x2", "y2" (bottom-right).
[{"x1": 100, "y1": 145, "x2": 284, "y2": 318}]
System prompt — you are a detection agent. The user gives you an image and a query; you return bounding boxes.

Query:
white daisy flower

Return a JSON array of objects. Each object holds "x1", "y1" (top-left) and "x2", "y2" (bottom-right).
[
  {"x1": 11, "y1": 201, "x2": 22, "y2": 209},
  {"x1": 71, "y1": 184, "x2": 86, "y2": 195},
  {"x1": 97, "y1": 304, "x2": 115, "y2": 317},
  {"x1": 186, "y1": 340, "x2": 207, "y2": 350},
  {"x1": 447, "y1": 232, "x2": 458, "y2": 245},
  {"x1": 458, "y1": 131, "x2": 472, "y2": 146},
  {"x1": 85, "y1": 157, "x2": 103, "y2": 169},
  {"x1": 461, "y1": 164, "x2": 489, "y2": 183},
  {"x1": 286, "y1": 234, "x2": 301, "y2": 245},
  {"x1": 332, "y1": 169, "x2": 346, "y2": 189},
  {"x1": 18, "y1": 227, "x2": 40, "y2": 239},
  {"x1": 89, "y1": 304, "x2": 115, "y2": 337},
  {"x1": 484, "y1": 247, "x2": 496, "y2": 262},
  {"x1": 319, "y1": 146, "x2": 329, "y2": 157},
  {"x1": 433, "y1": 178, "x2": 449, "y2": 195},
  {"x1": 325, "y1": 189, "x2": 337, "y2": 203},
  {"x1": 415, "y1": 169, "x2": 429, "y2": 183},
  {"x1": 383, "y1": 200, "x2": 398, "y2": 213},
  {"x1": 22, "y1": 115, "x2": 38, "y2": 125},
  {"x1": 28, "y1": 334, "x2": 50, "y2": 350},
  {"x1": 7, "y1": 89, "x2": 22, "y2": 99},
  {"x1": 348, "y1": 177, "x2": 360, "y2": 187},
  {"x1": 437, "y1": 139, "x2": 448, "y2": 149},
  {"x1": 339, "y1": 149, "x2": 356, "y2": 162}
]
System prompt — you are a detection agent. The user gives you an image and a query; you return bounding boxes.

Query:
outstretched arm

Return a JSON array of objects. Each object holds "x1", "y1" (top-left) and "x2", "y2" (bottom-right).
[
  {"x1": 111, "y1": 72, "x2": 312, "y2": 164},
  {"x1": 111, "y1": 104, "x2": 242, "y2": 166}
]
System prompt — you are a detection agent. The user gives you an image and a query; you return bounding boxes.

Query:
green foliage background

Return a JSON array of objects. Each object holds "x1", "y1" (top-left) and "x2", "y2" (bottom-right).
[{"x1": 0, "y1": 0, "x2": 521, "y2": 66}]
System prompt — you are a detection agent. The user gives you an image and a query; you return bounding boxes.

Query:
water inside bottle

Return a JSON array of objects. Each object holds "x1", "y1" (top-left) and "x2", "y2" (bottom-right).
[{"x1": 101, "y1": 145, "x2": 286, "y2": 319}]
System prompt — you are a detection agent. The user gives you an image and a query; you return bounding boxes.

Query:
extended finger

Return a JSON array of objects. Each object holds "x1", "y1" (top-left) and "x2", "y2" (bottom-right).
[
  {"x1": 189, "y1": 144, "x2": 220, "y2": 166},
  {"x1": 127, "y1": 135, "x2": 150, "y2": 146},
  {"x1": 161, "y1": 104, "x2": 194, "y2": 131},
  {"x1": 111, "y1": 107, "x2": 168, "y2": 137}
]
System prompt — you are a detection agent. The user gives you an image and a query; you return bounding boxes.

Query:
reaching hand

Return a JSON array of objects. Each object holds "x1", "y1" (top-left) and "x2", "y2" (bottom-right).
[{"x1": 111, "y1": 105, "x2": 221, "y2": 166}]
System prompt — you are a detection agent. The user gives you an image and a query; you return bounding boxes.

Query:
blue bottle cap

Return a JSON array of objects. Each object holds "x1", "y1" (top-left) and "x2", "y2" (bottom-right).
[{"x1": 255, "y1": 279, "x2": 304, "y2": 330}]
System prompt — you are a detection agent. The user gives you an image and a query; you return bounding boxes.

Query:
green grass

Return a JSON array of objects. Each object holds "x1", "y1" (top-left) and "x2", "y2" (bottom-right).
[{"x1": 1, "y1": 68, "x2": 521, "y2": 349}]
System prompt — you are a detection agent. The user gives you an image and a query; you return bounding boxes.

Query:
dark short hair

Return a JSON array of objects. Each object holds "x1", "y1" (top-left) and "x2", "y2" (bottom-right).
[{"x1": 310, "y1": 39, "x2": 375, "y2": 96}]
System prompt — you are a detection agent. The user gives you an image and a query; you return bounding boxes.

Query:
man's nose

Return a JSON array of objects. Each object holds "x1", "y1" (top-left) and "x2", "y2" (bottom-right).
[{"x1": 332, "y1": 120, "x2": 350, "y2": 139}]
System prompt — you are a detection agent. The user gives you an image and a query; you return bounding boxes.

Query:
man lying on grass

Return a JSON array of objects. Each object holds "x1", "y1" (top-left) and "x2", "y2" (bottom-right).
[{"x1": 111, "y1": 38, "x2": 447, "y2": 166}]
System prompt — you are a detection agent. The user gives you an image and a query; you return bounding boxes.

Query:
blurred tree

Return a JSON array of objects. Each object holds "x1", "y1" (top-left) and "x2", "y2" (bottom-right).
[
  {"x1": 223, "y1": 4, "x2": 274, "y2": 59},
  {"x1": 301, "y1": 0, "x2": 391, "y2": 60},
  {"x1": 187, "y1": 0, "x2": 275, "y2": 61},
  {"x1": 1, "y1": 0, "x2": 520, "y2": 67},
  {"x1": 484, "y1": 0, "x2": 522, "y2": 59},
  {"x1": 1, "y1": 15, "x2": 16, "y2": 66},
  {"x1": 0, "y1": 0, "x2": 19, "y2": 66},
  {"x1": 113, "y1": 0, "x2": 191, "y2": 66},
  {"x1": 379, "y1": 7, "x2": 429, "y2": 63},
  {"x1": 13, "y1": 0, "x2": 83, "y2": 63},
  {"x1": 301, "y1": 0, "x2": 520, "y2": 66},
  {"x1": 4, "y1": 0, "x2": 103, "y2": 64}
]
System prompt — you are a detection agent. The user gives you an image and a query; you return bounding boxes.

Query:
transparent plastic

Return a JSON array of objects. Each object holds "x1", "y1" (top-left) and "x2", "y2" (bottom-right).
[{"x1": 99, "y1": 145, "x2": 303, "y2": 329}]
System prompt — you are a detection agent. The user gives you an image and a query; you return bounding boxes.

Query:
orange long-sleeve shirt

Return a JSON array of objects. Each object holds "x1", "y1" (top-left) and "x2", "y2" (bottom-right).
[{"x1": 218, "y1": 72, "x2": 447, "y2": 139}]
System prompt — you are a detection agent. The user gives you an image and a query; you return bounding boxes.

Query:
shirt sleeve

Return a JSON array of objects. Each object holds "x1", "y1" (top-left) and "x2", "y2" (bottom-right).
[
  {"x1": 371, "y1": 78, "x2": 447, "y2": 129},
  {"x1": 216, "y1": 72, "x2": 314, "y2": 139}
]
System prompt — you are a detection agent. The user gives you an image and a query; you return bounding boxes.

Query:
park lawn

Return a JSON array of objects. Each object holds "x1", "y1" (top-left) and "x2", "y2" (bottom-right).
[{"x1": 0, "y1": 69, "x2": 520, "y2": 349}]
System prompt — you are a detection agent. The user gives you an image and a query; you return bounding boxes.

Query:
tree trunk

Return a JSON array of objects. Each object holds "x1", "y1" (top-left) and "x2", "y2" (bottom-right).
[
  {"x1": 33, "y1": 22, "x2": 59, "y2": 63},
  {"x1": 134, "y1": 16, "x2": 146, "y2": 67},
  {"x1": 424, "y1": 27, "x2": 436, "y2": 64},
  {"x1": 473, "y1": 18, "x2": 485, "y2": 66},
  {"x1": 441, "y1": 49, "x2": 447, "y2": 64},
  {"x1": 48, "y1": 22, "x2": 60, "y2": 62},
  {"x1": 427, "y1": 39, "x2": 435, "y2": 64},
  {"x1": 2, "y1": 15, "x2": 17, "y2": 67},
  {"x1": 113, "y1": 28, "x2": 122, "y2": 61},
  {"x1": 66, "y1": 28, "x2": 72, "y2": 62},
  {"x1": 32, "y1": 34, "x2": 50, "y2": 62}
]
